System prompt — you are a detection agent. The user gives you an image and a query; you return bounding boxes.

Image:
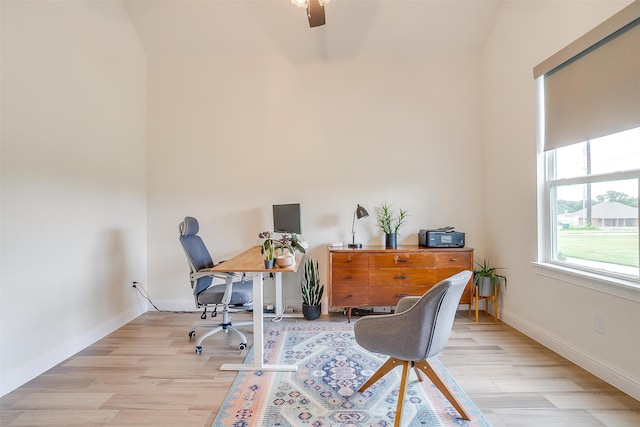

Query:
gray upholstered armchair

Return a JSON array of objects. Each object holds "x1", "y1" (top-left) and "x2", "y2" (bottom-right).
[
  {"x1": 354, "y1": 270, "x2": 473, "y2": 426},
  {"x1": 179, "y1": 216, "x2": 253, "y2": 354}
]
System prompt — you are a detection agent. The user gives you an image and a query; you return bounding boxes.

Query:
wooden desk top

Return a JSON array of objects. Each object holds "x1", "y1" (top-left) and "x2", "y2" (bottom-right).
[{"x1": 211, "y1": 245, "x2": 304, "y2": 273}]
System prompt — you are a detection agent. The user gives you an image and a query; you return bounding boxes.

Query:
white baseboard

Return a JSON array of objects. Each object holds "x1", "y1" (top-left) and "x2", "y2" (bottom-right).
[
  {"x1": 0, "y1": 306, "x2": 145, "y2": 397},
  {"x1": 501, "y1": 308, "x2": 640, "y2": 401}
]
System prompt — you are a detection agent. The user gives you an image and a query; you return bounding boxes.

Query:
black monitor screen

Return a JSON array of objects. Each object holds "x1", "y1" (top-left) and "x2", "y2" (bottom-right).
[{"x1": 273, "y1": 203, "x2": 301, "y2": 234}]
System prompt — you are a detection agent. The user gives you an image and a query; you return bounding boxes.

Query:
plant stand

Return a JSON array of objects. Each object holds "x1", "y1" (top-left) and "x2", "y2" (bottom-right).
[{"x1": 468, "y1": 286, "x2": 498, "y2": 322}]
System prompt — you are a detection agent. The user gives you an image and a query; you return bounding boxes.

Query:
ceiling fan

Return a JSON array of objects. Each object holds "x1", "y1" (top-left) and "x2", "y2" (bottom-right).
[{"x1": 291, "y1": 0, "x2": 331, "y2": 28}]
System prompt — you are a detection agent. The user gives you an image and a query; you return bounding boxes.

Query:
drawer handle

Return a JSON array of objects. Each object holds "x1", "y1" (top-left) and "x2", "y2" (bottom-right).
[
  {"x1": 394, "y1": 255, "x2": 409, "y2": 263},
  {"x1": 346, "y1": 258, "x2": 353, "y2": 263},
  {"x1": 449, "y1": 258, "x2": 458, "y2": 262},
  {"x1": 395, "y1": 275, "x2": 408, "y2": 279},
  {"x1": 396, "y1": 293, "x2": 409, "y2": 298},
  {"x1": 346, "y1": 275, "x2": 353, "y2": 280}
]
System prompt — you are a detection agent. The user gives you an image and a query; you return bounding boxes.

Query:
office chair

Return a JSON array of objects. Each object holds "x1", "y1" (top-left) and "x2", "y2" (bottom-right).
[
  {"x1": 354, "y1": 270, "x2": 473, "y2": 426},
  {"x1": 179, "y1": 216, "x2": 253, "y2": 354}
]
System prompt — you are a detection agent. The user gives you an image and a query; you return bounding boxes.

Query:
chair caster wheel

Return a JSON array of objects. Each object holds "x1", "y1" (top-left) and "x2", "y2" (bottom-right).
[
  {"x1": 195, "y1": 346, "x2": 203, "y2": 354},
  {"x1": 239, "y1": 343, "x2": 247, "y2": 351},
  {"x1": 189, "y1": 330, "x2": 196, "y2": 339}
]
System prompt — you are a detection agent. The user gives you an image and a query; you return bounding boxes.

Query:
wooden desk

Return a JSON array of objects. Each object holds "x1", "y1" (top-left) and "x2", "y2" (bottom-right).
[
  {"x1": 329, "y1": 245, "x2": 473, "y2": 322},
  {"x1": 211, "y1": 245, "x2": 303, "y2": 372}
]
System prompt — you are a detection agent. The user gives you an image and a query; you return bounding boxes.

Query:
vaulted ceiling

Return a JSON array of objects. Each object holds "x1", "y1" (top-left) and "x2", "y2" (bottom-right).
[{"x1": 124, "y1": 0, "x2": 503, "y2": 61}]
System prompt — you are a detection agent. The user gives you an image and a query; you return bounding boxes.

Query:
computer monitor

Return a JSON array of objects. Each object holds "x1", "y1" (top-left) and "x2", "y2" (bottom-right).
[{"x1": 273, "y1": 203, "x2": 302, "y2": 235}]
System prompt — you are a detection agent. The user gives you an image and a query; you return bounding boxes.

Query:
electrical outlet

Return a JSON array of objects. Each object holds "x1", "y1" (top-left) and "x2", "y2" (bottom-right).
[{"x1": 594, "y1": 315, "x2": 606, "y2": 335}]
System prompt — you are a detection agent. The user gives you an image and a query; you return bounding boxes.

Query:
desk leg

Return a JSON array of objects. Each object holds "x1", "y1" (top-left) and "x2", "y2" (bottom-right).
[
  {"x1": 266, "y1": 272, "x2": 303, "y2": 319},
  {"x1": 220, "y1": 272, "x2": 297, "y2": 372},
  {"x1": 275, "y1": 272, "x2": 284, "y2": 316}
]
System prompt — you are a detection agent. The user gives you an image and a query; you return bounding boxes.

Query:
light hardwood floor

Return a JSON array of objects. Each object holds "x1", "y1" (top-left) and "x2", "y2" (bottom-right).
[{"x1": 1, "y1": 311, "x2": 639, "y2": 426}]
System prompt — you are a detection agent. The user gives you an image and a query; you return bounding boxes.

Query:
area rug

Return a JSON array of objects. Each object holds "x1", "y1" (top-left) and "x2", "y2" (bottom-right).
[{"x1": 214, "y1": 321, "x2": 491, "y2": 427}]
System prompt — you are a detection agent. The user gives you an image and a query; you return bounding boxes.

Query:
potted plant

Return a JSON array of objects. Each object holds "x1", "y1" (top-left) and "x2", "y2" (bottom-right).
[
  {"x1": 258, "y1": 231, "x2": 276, "y2": 268},
  {"x1": 274, "y1": 233, "x2": 306, "y2": 267},
  {"x1": 377, "y1": 202, "x2": 408, "y2": 249},
  {"x1": 473, "y1": 259, "x2": 507, "y2": 297},
  {"x1": 301, "y1": 258, "x2": 324, "y2": 320}
]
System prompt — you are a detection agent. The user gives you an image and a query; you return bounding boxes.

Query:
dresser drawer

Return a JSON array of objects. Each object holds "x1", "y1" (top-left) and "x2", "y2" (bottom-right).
[
  {"x1": 331, "y1": 253, "x2": 369, "y2": 268},
  {"x1": 331, "y1": 268, "x2": 369, "y2": 286},
  {"x1": 368, "y1": 284, "x2": 432, "y2": 306},
  {"x1": 434, "y1": 252, "x2": 472, "y2": 268},
  {"x1": 369, "y1": 253, "x2": 436, "y2": 268},
  {"x1": 331, "y1": 286, "x2": 369, "y2": 306},
  {"x1": 369, "y1": 269, "x2": 437, "y2": 286}
]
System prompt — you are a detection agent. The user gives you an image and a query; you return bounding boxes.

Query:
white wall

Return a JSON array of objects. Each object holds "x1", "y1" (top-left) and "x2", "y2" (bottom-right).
[
  {"x1": 481, "y1": 0, "x2": 640, "y2": 399},
  {"x1": 146, "y1": 51, "x2": 486, "y2": 310},
  {"x1": 0, "y1": 0, "x2": 147, "y2": 395}
]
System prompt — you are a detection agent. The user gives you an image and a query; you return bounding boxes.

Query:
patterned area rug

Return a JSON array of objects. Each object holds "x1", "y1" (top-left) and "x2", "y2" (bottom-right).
[{"x1": 214, "y1": 321, "x2": 491, "y2": 427}]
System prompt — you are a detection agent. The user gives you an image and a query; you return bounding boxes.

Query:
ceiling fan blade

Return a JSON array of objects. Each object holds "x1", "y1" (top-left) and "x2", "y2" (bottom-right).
[{"x1": 307, "y1": 0, "x2": 326, "y2": 27}]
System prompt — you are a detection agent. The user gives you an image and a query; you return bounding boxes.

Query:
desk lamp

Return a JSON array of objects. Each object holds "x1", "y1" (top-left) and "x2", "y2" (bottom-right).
[{"x1": 349, "y1": 204, "x2": 369, "y2": 248}]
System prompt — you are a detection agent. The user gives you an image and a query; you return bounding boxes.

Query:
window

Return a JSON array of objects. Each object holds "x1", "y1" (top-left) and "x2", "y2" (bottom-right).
[
  {"x1": 545, "y1": 128, "x2": 640, "y2": 279},
  {"x1": 535, "y1": 2, "x2": 640, "y2": 283}
]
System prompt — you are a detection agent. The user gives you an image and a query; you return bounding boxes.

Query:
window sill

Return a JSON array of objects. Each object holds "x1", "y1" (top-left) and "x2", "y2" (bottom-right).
[{"x1": 532, "y1": 262, "x2": 640, "y2": 303}]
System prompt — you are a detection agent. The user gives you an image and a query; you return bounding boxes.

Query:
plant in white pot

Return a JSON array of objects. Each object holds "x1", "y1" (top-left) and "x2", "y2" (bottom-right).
[
  {"x1": 274, "y1": 233, "x2": 305, "y2": 267},
  {"x1": 301, "y1": 258, "x2": 324, "y2": 320},
  {"x1": 377, "y1": 202, "x2": 408, "y2": 249},
  {"x1": 473, "y1": 259, "x2": 507, "y2": 297}
]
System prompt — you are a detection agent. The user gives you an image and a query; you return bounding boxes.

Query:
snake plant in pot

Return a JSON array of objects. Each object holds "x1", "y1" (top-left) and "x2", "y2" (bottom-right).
[{"x1": 301, "y1": 258, "x2": 324, "y2": 320}]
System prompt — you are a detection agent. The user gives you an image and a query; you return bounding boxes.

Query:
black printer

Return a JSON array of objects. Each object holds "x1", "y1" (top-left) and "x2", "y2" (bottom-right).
[{"x1": 419, "y1": 227, "x2": 465, "y2": 248}]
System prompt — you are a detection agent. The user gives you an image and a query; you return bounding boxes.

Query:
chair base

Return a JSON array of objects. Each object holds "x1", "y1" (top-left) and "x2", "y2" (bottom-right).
[
  {"x1": 190, "y1": 305, "x2": 252, "y2": 354},
  {"x1": 358, "y1": 357, "x2": 471, "y2": 427},
  {"x1": 191, "y1": 321, "x2": 252, "y2": 354}
]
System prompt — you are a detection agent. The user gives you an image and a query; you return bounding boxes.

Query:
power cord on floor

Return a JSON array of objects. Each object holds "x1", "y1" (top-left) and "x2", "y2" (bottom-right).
[
  {"x1": 132, "y1": 281, "x2": 161, "y2": 311},
  {"x1": 270, "y1": 304, "x2": 292, "y2": 322}
]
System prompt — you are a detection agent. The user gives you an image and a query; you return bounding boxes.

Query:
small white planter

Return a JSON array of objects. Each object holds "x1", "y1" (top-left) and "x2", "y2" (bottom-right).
[{"x1": 276, "y1": 254, "x2": 295, "y2": 268}]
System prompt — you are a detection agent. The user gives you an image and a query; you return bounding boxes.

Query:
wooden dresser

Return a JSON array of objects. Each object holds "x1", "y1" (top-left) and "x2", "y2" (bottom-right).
[{"x1": 328, "y1": 246, "x2": 473, "y2": 322}]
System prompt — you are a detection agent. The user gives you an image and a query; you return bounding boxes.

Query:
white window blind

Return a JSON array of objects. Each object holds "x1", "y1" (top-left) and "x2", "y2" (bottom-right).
[{"x1": 534, "y1": 1, "x2": 640, "y2": 152}]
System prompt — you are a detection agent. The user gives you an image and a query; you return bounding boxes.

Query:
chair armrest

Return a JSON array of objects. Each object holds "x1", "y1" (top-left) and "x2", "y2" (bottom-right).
[
  {"x1": 209, "y1": 260, "x2": 244, "y2": 279},
  {"x1": 191, "y1": 269, "x2": 237, "y2": 281}
]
